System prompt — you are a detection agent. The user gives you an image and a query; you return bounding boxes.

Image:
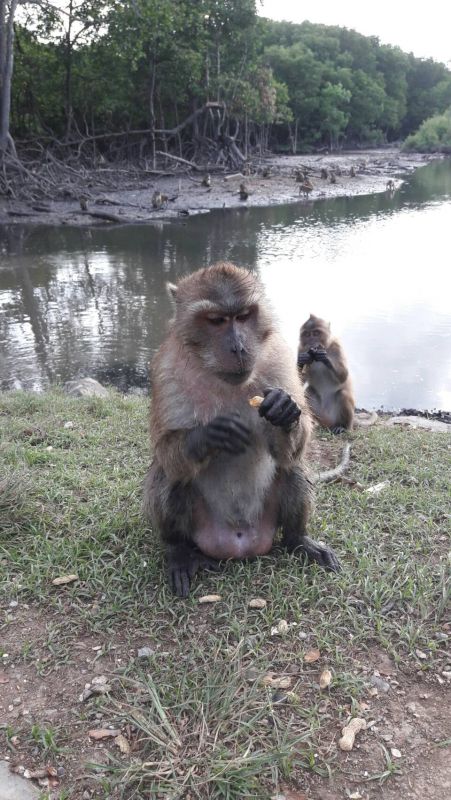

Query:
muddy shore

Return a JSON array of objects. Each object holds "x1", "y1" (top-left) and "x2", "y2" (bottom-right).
[{"x1": 0, "y1": 148, "x2": 439, "y2": 228}]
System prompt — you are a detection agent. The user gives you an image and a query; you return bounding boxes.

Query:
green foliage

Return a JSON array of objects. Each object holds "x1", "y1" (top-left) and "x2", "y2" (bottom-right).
[
  {"x1": 403, "y1": 108, "x2": 451, "y2": 153},
  {"x1": 8, "y1": 2, "x2": 451, "y2": 151}
]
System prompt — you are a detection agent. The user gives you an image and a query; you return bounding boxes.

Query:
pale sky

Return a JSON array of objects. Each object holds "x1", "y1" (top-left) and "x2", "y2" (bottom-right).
[{"x1": 259, "y1": 1, "x2": 451, "y2": 65}]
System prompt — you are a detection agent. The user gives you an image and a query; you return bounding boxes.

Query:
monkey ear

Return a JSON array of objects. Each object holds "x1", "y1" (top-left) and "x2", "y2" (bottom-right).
[{"x1": 166, "y1": 282, "x2": 178, "y2": 306}]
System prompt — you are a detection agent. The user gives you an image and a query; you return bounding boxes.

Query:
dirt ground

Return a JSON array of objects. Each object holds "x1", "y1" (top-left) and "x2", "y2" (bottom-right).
[
  {"x1": 0, "y1": 149, "x2": 439, "y2": 228},
  {"x1": 1, "y1": 606, "x2": 450, "y2": 799}
]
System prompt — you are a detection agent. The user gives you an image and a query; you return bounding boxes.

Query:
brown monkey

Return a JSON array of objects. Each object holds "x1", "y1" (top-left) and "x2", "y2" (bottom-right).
[
  {"x1": 299, "y1": 178, "x2": 313, "y2": 198},
  {"x1": 144, "y1": 264, "x2": 340, "y2": 597},
  {"x1": 297, "y1": 314, "x2": 354, "y2": 433},
  {"x1": 239, "y1": 183, "x2": 249, "y2": 200}
]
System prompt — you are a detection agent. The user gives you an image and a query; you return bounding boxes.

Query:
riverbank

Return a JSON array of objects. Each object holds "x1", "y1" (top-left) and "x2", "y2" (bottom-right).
[
  {"x1": 0, "y1": 389, "x2": 450, "y2": 800},
  {"x1": 0, "y1": 149, "x2": 439, "y2": 228}
]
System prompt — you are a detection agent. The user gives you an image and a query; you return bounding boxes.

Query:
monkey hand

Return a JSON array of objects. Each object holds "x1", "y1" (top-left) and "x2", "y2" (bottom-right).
[
  {"x1": 185, "y1": 414, "x2": 251, "y2": 461},
  {"x1": 258, "y1": 388, "x2": 301, "y2": 431},
  {"x1": 310, "y1": 347, "x2": 331, "y2": 366},
  {"x1": 297, "y1": 350, "x2": 313, "y2": 367}
]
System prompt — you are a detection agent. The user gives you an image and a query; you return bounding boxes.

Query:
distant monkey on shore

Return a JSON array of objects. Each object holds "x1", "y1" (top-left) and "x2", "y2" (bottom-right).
[
  {"x1": 297, "y1": 315, "x2": 354, "y2": 433},
  {"x1": 144, "y1": 264, "x2": 340, "y2": 597}
]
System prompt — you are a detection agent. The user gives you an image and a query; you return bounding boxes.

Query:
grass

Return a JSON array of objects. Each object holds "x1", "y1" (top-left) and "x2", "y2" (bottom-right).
[{"x1": 0, "y1": 390, "x2": 450, "y2": 799}]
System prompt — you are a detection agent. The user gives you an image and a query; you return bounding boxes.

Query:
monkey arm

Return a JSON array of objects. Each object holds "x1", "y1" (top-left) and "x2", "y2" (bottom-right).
[
  {"x1": 258, "y1": 388, "x2": 309, "y2": 466},
  {"x1": 185, "y1": 415, "x2": 251, "y2": 461},
  {"x1": 155, "y1": 415, "x2": 251, "y2": 480},
  {"x1": 313, "y1": 348, "x2": 349, "y2": 383}
]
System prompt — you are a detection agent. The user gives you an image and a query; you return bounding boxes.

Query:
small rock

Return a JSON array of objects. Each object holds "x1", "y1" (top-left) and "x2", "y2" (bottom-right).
[
  {"x1": 248, "y1": 598, "x2": 267, "y2": 609},
  {"x1": 381, "y1": 733, "x2": 393, "y2": 741},
  {"x1": 271, "y1": 619, "x2": 289, "y2": 636},
  {"x1": 370, "y1": 675, "x2": 390, "y2": 692},
  {"x1": 9, "y1": 600, "x2": 18, "y2": 608},
  {"x1": 435, "y1": 632, "x2": 448, "y2": 641},
  {"x1": 92, "y1": 675, "x2": 108, "y2": 685},
  {"x1": 64, "y1": 421, "x2": 74, "y2": 429},
  {"x1": 12, "y1": 697, "x2": 21, "y2": 706},
  {"x1": 415, "y1": 649, "x2": 427, "y2": 660},
  {"x1": 137, "y1": 646, "x2": 154, "y2": 658},
  {"x1": 391, "y1": 748, "x2": 402, "y2": 758},
  {"x1": 64, "y1": 378, "x2": 109, "y2": 398},
  {"x1": 319, "y1": 669, "x2": 332, "y2": 689},
  {"x1": 406, "y1": 702, "x2": 417, "y2": 714},
  {"x1": 442, "y1": 670, "x2": 451, "y2": 679}
]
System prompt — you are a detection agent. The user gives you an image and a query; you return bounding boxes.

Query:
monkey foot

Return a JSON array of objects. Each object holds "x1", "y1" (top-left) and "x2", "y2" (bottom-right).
[
  {"x1": 286, "y1": 535, "x2": 341, "y2": 572},
  {"x1": 166, "y1": 544, "x2": 221, "y2": 598},
  {"x1": 330, "y1": 425, "x2": 347, "y2": 435}
]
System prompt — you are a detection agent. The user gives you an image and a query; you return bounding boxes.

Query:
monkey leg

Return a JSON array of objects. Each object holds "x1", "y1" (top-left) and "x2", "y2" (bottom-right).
[
  {"x1": 143, "y1": 462, "x2": 220, "y2": 598},
  {"x1": 278, "y1": 466, "x2": 340, "y2": 572}
]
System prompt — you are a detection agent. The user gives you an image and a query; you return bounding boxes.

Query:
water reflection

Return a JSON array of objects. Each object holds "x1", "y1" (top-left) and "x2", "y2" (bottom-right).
[{"x1": 0, "y1": 159, "x2": 450, "y2": 410}]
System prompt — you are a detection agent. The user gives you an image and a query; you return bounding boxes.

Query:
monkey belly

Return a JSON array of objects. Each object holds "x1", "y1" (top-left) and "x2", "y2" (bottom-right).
[
  {"x1": 192, "y1": 502, "x2": 277, "y2": 560},
  {"x1": 192, "y1": 449, "x2": 278, "y2": 559}
]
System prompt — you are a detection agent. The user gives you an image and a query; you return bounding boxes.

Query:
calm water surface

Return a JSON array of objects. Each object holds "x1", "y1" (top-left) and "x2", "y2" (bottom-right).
[{"x1": 1, "y1": 159, "x2": 451, "y2": 410}]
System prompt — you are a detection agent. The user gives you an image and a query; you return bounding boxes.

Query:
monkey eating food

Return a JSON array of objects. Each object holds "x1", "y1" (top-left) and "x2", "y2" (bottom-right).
[
  {"x1": 297, "y1": 314, "x2": 355, "y2": 433},
  {"x1": 143, "y1": 264, "x2": 340, "y2": 597}
]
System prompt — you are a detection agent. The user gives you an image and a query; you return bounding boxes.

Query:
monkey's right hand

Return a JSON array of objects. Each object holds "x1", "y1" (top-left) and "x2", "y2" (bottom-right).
[
  {"x1": 185, "y1": 414, "x2": 251, "y2": 461},
  {"x1": 298, "y1": 350, "x2": 313, "y2": 367}
]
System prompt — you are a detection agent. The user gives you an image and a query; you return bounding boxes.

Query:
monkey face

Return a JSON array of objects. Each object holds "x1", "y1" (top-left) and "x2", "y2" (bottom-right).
[
  {"x1": 196, "y1": 309, "x2": 258, "y2": 383},
  {"x1": 300, "y1": 316, "x2": 330, "y2": 350}
]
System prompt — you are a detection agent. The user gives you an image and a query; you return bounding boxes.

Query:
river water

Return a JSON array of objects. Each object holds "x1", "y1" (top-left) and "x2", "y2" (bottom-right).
[{"x1": 1, "y1": 159, "x2": 450, "y2": 410}]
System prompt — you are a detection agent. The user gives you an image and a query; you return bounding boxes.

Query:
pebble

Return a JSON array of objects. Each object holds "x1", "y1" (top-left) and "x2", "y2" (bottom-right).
[
  {"x1": 137, "y1": 646, "x2": 155, "y2": 658},
  {"x1": 12, "y1": 697, "x2": 21, "y2": 706},
  {"x1": 370, "y1": 675, "x2": 390, "y2": 693},
  {"x1": 435, "y1": 632, "x2": 448, "y2": 641},
  {"x1": 9, "y1": 600, "x2": 18, "y2": 608},
  {"x1": 406, "y1": 702, "x2": 417, "y2": 714},
  {"x1": 415, "y1": 649, "x2": 427, "y2": 660},
  {"x1": 64, "y1": 421, "x2": 74, "y2": 429},
  {"x1": 391, "y1": 748, "x2": 402, "y2": 758}
]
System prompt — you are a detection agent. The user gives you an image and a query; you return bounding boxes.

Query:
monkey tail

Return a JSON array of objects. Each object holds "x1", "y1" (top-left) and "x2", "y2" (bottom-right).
[{"x1": 316, "y1": 443, "x2": 351, "y2": 484}]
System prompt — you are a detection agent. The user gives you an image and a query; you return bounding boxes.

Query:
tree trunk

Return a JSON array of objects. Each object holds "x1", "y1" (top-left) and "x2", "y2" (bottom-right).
[
  {"x1": 149, "y1": 56, "x2": 156, "y2": 169},
  {"x1": 0, "y1": 0, "x2": 19, "y2": 154},
  {"x1": 64, "y1": 0, "x2": 74, "y2": 139}
]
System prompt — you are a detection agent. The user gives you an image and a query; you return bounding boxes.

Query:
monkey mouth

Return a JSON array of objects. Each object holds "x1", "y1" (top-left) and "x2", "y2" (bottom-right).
[{"x1": 219, "y1": 369, "x2": 252, "y2": 385}]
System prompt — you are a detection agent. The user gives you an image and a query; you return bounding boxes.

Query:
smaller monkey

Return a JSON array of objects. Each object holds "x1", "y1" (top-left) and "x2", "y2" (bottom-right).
[
  {"x1": 386, "y1": 179, "x2": 395, "y2": 192},
  {"x1": 349, "y1": 166, "x2": 356, "y2": 178},
  {"x1": 329, "y1": 172, "x2": 337, "y2": 184},
  {"x1": 239, "y1": 183, "x2": 249, "y2": 200},
  {"x1": 202, "y1": 174, "x2": 211, "y2": 188},
  {"x1": 299, "y1": 178, "x2": 313, "y2": 198},
  {"x1": 79, "y1": 195, "x2": 88, "y2": 212},
  {"x1": 320, "y1": 168, "x2": 328, "y2": 180},
  {"x1": 152, "y1": 191, "x2": 168, "y2": 209},
  {"x1": 297, "y1": 314, "x2": 354, "y2": 433}
]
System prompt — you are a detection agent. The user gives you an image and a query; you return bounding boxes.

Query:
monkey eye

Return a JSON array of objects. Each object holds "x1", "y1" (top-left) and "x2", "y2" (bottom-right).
[
  {"x1": 236, "y1": 309, "x2": 252, "y2": 322},
  {"x1": 206, "y1": 315, "x2": 227, "y2": 326}
]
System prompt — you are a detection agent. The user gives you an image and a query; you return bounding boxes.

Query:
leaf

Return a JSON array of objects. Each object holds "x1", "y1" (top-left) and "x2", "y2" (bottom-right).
[
  {"x1": 52, "y1": 574, "x2": 78, "y2": 586},
  {"x1": 115, "y1": 733, "x2": 131, "y2": 754},
  {"x1": 304, "y1": 648, "x2": 321, "y2": 663},
  {"x1": 88, "y1": 728, "x2": 120, "y2": 740}
]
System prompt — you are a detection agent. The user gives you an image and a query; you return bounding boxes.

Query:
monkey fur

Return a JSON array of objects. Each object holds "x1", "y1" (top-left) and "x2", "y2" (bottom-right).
[
  {"x1": 298, "y1": 314, "x2": 355, "y2": 434},
  {"x1": 144, "y1": 264, "x2": 340, "y2": 597}
]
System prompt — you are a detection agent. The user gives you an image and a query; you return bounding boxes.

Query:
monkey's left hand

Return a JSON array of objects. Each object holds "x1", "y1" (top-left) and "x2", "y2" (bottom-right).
[{"x1": 258, "y1": 388, "x2": 301, "y2": 431}]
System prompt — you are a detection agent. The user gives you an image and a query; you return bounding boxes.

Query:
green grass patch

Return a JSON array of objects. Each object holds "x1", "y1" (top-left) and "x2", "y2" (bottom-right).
[{"x1": 1, "y1": 390, "x2": 450, "y2": 798}]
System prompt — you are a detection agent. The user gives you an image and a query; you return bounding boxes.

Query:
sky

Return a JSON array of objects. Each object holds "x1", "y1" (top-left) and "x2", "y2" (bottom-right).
[{"x1": 259, "y1": 1, "x2": 451, "y2": 65}]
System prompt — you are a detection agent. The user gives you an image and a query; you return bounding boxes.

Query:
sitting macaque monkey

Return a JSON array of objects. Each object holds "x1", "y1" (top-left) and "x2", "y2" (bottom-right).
[
  {"x1": 298, "y1": 314, "x2": 355, "y2": 433},
  {"x1": 144, "y1": 264, "x2": 340, "y2": 597}
]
